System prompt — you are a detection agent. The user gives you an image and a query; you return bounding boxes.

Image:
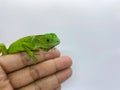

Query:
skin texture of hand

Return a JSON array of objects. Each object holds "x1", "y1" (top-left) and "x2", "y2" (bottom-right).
[{"x1": 0, "y1": 49, "x2": 72, "y2": 90}]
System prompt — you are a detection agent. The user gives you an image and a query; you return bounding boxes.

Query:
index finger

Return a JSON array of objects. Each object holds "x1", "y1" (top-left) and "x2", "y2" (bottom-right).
[{"x1": 0, "y1": 49, "x2": 60, "y2": 73}]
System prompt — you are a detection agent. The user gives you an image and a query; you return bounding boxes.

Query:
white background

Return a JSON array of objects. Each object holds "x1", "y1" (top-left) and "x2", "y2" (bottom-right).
[{"x1": 0, "y1": 0, "x2": 120, "y2": 90}]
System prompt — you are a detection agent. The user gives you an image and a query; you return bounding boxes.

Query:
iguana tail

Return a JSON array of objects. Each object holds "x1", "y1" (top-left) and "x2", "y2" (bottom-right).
[{"x1": 0, "y1": 43, "x2": 7, "y2": 55}]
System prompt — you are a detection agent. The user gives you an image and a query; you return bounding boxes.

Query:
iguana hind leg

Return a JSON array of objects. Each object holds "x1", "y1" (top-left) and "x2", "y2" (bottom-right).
[{"x1": 0, "y1": 43, "x2": 7, "y2": 55}]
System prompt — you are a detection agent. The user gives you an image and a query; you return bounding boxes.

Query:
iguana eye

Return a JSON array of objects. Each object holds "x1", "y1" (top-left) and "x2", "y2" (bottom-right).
[{"x1": 46, "y1": 38, "x2": 50, "y2": 43}]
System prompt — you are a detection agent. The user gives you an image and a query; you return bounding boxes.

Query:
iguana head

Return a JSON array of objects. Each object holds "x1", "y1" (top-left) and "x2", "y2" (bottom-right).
[{"x1": 37, "y1": 33, "x2": 60, "y2": 51}]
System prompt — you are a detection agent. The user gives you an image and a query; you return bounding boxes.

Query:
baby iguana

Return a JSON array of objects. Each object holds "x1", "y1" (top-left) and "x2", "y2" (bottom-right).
[{"x1": 0, "y1": 33, "x2": 60, "y2": 63}]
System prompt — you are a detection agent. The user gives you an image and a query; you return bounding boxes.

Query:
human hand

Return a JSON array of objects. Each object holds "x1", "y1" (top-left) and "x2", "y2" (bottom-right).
[{"x1": 0, "y1": 49, "x2": 72, "y2": 90}]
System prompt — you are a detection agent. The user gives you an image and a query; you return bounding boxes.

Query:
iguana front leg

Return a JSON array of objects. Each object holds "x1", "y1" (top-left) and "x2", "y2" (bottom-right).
[
  {"x1": 0, "y1": 43, "x2": 7, "y2": 55},
  {"x1": 22, "y1": 42, "x2": 38, "y2": 63}
]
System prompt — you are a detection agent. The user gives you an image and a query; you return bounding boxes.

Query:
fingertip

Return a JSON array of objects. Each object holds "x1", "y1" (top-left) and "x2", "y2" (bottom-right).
[
  {"x1": 56, "y1": 68, "x2": 72, "y2": 84},
  {"x1": 47, "y1": 49, "x2": 61, "y2": 58},
  {"x1": 61, "y1": 56, "x2": 72, "y2": 66},
  {"x1": 54, "y1": 56, "x2": 72, "y2": 71}
]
